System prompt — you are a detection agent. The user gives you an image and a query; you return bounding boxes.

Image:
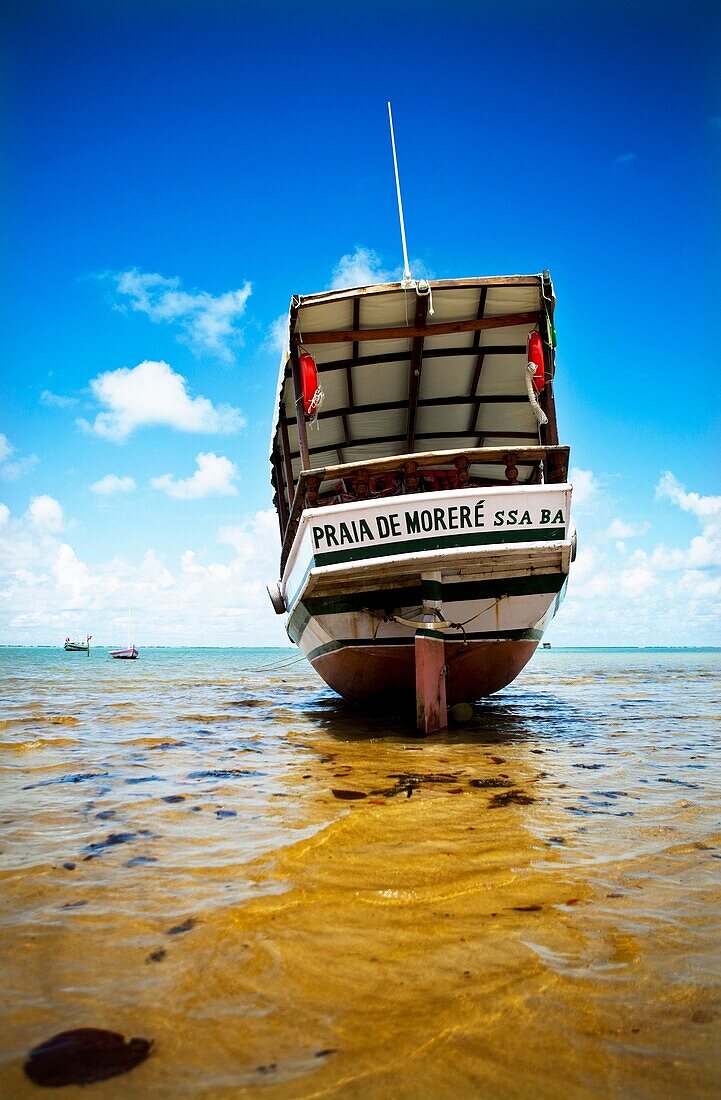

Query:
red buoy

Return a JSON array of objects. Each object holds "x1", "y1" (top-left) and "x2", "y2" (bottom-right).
[
  {"x1": 527, "y1": 332, "x2": 546, "y2": 392},
  {"x1": 299, "y1": 353, "x2": 324, "y2": 417}
]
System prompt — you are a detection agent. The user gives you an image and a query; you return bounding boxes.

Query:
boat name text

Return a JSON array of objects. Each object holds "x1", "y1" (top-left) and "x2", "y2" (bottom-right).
[{"x1": 311, "y1": 500, "x2": 566, "y2": 550}]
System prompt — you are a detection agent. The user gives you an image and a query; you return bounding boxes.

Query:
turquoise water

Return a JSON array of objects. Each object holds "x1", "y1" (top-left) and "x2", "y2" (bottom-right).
[{"x1": 1, "y1": 646, "x2": 720, "y2": 1097}]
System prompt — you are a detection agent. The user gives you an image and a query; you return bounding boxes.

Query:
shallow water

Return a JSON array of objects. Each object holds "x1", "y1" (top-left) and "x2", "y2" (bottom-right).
[{"x1": 1, "y1": 646, "x2": 720, "y2": 1097}]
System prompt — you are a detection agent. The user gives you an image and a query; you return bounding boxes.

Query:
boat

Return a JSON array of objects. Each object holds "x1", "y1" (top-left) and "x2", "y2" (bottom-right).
[
  {"x1": 110, "y1": 611, "x2": 139, "y2": 660},
  {"x1": 64, "y1": 634, "x2": 91, "y2": 653},
  {"x1": 109, "y1": 645, "x2": 139, "y2": 660},
  {"x1": 266, "y1": 270, "x2": 575, "y2": 732},
  {"x1": 542, "y1": 642, "x2": 552, "y2": 649}
]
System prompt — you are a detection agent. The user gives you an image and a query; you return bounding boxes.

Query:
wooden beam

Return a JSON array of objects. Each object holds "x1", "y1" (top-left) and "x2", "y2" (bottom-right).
[
  {"x1": 283, "y1": 393, "x2": 530, "y2": 429},
  {"x1": 299, "y1": 344, "x2": 527, "y2": 376},
  {"x1": 340, "y1": 297, "x2": 359, "y2": 465},
  {"x1": 468, "y1": 287, "x2": 488, "y2": 436},
  {"x1": 292, "y1": 310, "x2": 540, "y2": 347},
  {"x1": 538, "y1": 271, "x2": 559, "y2": 446},
  {"x1": 271, "y1": 452, "x2": 288, "y2": 533},
  {"x1": 289, "y1": 301, "x2": 310, "y2": 471},
  {"x1": 347, "y1": 296, "x2": 358, "y2": 409},
  {"x1": 407, "y1": 292, "x2": 430, "y2": 452},
  {"x1": 304, "y1": 445, "x2": 567, "y2": 481},
  {"x1": 279, "y1": 415, "x2": 295, "y2": 508},
  {"x1": 287, "y1": 430, "x2": 540, "y2": 461}
]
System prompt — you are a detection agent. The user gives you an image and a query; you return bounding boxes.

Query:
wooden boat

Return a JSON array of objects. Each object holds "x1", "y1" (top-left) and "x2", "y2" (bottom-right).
[
  {"x1": 110, "y1": 611, "x2": 139, "y2": 660},
  {"x1": 267, "y1": 272, "x2": 575, "y2": 732},
  {"x1": 109, "y1": 646, "x2": 139, "y2": 660},
  {"x1": 64, "y1": 635, "x2": 91, "y2": 653}
]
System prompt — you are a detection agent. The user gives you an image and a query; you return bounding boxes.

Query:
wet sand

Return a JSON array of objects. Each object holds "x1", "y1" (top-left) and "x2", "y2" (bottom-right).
[{"x1": 1, "y1": 647, "x2": 720, "y2": 1096}]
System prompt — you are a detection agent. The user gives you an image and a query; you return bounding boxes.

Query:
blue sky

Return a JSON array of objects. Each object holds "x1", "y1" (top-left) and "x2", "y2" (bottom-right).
[{"x1": 1, "y1": 0, "x2": 719, "y2": 646}]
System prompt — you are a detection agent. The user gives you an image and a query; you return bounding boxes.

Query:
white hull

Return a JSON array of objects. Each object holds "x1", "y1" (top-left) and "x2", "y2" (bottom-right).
[{"x1": 281, "y1": 484, "x2": 572, "y2": 707}]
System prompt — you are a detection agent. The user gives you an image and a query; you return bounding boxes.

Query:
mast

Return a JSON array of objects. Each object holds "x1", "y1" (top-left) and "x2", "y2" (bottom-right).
[{"x1": 387, "y1": 102, "x2": 412, "y2": 286}]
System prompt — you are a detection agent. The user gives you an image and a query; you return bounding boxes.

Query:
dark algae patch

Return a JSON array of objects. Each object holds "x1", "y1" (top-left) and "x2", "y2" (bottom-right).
[
  {"x1": 24, "y1": 1028, "x2": 151, "y2": 1086},
  {"x1": 387, "y1": 772, "x2": 460, "y2": 784},
  {"x1": 167, "y1": 917, "x2": 199, "y2": 935},
  {"x1": 469, "y1": 777, "x2": 514, "y2": 789},
  {"x1": 488, "y1": 789, "x2": 536, "y2": 808},
  {"x1": 23, "y1": 771, "x2": 110, "y2": 791},
  {"x1": 332, "y1": 789, "x2": 368, "y2": 800},
  {"x1": 187, "y1": 769, "x2": 265, "y2": 779},
  {"x1": 83, "y1": 832, "x2": 137, "y2": 856}
]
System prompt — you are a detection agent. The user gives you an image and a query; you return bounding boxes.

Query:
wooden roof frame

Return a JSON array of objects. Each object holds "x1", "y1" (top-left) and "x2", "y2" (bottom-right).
[{"x1": 272, "y1": 274, "x2": 562, "y2": 535}]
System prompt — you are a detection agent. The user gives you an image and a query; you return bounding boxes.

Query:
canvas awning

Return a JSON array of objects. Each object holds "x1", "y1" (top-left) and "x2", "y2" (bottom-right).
[{"x1": 270, "y1": 273, "x2": 558, "y2": 510}]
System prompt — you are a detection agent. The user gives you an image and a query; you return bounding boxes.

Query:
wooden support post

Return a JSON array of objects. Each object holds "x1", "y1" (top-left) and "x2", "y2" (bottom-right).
[
  {"x1": 290, "y1": 347, "x2": 311, "y2": 471},
  {"x1": 404, "y1": 459, "x2": 419, "y2": 494},
  {"x1": 454, "y1": 454, "x2": 469, "y2": 488},
  {"x1": 354, "y1": 467, "x2": 370, "y2": 499},
  {"x1": 305, "y1": 474, "x2": 320, "y2": 508},
  {"x1": 279, "y1": 416, "x2": 295, "y2": 507},
  {"x1": 415, "y1": 631, "x2": 448, "y2": 735}
]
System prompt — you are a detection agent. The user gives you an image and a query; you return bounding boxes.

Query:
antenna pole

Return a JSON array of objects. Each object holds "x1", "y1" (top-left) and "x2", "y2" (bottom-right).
[{"x1": 387, "y1": 102, "x2": 412, "y2": 285}]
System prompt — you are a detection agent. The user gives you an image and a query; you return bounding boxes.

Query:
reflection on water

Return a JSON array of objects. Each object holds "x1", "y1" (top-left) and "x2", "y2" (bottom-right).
[{"x1": 1, "y1": 646, "x2": 720, "y2": 1097}]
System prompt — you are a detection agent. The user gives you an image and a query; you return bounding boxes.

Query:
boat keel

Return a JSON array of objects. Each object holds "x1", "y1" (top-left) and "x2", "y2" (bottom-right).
[{"x1": 415, "y1": 631, "x2": 448, "y2": 735}]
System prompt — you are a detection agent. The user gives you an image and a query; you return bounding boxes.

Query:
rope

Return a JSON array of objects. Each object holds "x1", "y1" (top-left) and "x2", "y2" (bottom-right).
[
  {"x1": 415, "y1": 278, "x2": 434, "y2": 316},
  {"x1": 525, "y1": 363, "x2": 548, "y2": 426},
  {"x1": 375, "y1": 595, "x2": 506, "y2": 636},
  {"x1": 242, "y1": 652, "x2": 308, "y2": 672}
]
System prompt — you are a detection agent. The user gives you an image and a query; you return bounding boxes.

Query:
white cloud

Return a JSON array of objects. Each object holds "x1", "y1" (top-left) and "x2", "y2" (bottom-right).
[
  {"x1": 1, "y1": 454, "x2": 39, "y2": 482},
  {"x1": 329, "y1": 247, "x2": 394, "y2": 290},
  {"x1": 655, "y1": 471, "x2": 721, "y2": 519},
  {"x1": 650, "y1": 473, "x2": 721, "y2": 573},
  {"x1": 41, "y1": 390, "x2": 79, "y2": 408},
  {"x1": 52, "y1": 543, "x2": 90, "y2": 600},
  {"x1": 0, "y1": 503, "x2": 9, "y2": 526},
  {"x1": 0, "y1": 434, "x2": 38, "y2": 481},
  {"x1": 605, "y1": 518, "x2": 649, "y2": 539},
  {"x1": 569, "y1": 467, "x2": 602, "y2": 511},
  {"x1": 218, "y1": 508, "x2": 279, "y2": 561},
  {"x1": 28, "y1": 495, "x2": 64, "y2": 532},
  {"x1": 111, "y1": 269, "x2": 252, "y2": 363},
  {"x1": 264, "y1": 312, "x2": 290, "y2": 355},
  {"x1": 0, "y1": 506, "x2": 286, "y2": 646},
  {"x1": 328, "y1": 246, "x2": 433, "y2": 291},
  {"x1": 151, "y1": 452, "x2": 239, "y2": 500},
  {"x1": 81, "y1": 359, "x2": 245, "y2": 443},
  {"x1": 551, "y1": 470, "x2": 721, "y2": 644},
  {"x1": 90, "y1": 474, "x2": 137, "y2": 495}
]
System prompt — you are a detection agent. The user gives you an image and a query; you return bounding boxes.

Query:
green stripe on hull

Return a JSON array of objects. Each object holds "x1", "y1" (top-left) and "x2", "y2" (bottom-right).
[
  {"x1": 287, "y1": 572, "x2": 567, "y2": 645},
  {"x1": 307, "y1": 628, "x2": 543, "y2": 663},
  {"x1": 314, "y1": 526, "x2": 565, "y2": 566}
]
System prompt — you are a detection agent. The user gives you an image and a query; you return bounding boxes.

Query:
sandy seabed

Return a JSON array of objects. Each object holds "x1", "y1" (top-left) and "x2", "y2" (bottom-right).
[{"x1": 1, "y1": 646, "x2": 720, "y2": 1097}]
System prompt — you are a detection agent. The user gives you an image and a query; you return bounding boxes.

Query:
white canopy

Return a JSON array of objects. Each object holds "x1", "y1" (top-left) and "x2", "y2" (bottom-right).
[{"x1": 270, "y1": 273, "x2": 557, "y2": 500}]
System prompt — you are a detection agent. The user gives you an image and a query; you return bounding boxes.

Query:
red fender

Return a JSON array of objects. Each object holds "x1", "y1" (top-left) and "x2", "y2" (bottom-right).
[
  {"x1": 527, "y1": 331, "x2": 546, "y2": 392},
  {"x1": 299, "y1": 353, "x2": 324, "y2": 417}
]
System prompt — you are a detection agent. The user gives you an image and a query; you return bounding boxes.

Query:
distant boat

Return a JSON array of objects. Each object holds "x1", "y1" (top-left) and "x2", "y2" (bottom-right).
[
  {"x1": 109, "y1": 645, "x2": 139, "y2": 660},
  {"x1": 542, "y1": 642, "x2": 552, "y2": 649},
  {"x1": 64, "y1": 634, "x2": 91, "y2": 654},
  {"x1": 110, "y1": 610, "x2": 139, "y2": 660}
]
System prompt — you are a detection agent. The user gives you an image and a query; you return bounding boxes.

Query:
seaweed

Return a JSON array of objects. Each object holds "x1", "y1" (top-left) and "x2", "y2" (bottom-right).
[{"x1": 24, "y1": 1028, "x2": 151, "y2": 1087}]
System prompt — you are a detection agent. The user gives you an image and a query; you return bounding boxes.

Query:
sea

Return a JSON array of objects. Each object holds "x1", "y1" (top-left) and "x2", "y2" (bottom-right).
[{"x1": 1, "y1": 645, "x2": 720, "y2": 1098}]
